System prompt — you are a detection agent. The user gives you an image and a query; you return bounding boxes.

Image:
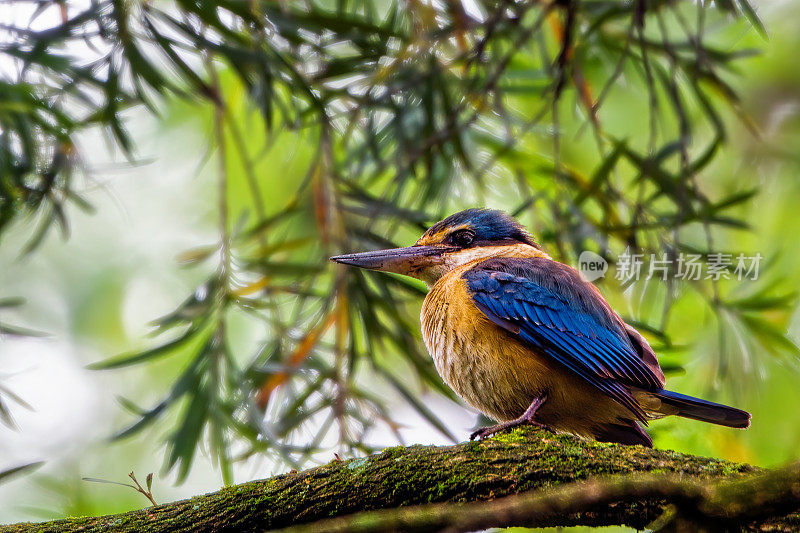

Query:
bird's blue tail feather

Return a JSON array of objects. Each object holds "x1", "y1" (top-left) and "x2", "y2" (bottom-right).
[{"x1": 654, "y1": 389, "x2": 751, "y2": 428}]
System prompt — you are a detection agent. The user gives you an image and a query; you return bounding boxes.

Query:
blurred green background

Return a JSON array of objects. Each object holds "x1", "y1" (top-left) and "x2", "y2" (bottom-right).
[{"x1": 1, "y1": 0, "x2": 799, "y2": 527}]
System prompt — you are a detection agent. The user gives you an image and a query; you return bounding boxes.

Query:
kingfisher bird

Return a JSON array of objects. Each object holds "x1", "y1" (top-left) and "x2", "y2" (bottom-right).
[{"x1": 331, "y1": 208, "x2": 751, "y2": 446}]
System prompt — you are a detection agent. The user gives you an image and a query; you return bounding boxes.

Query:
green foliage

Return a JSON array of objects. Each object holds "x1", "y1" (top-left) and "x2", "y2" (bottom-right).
[
  {"x1": 82, "y1": 472, "x2": 157, "y2": 507},
  {"x1": 1, "y1": 0, "x2": 796, "y2": 484},
  {"x1": 0, "y1": 462, "x2": 42, "y2": 485}
]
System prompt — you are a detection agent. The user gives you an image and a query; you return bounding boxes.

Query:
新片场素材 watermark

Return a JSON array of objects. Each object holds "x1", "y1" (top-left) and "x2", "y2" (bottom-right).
[{"x1": 577, "y1": 248, "x2": 762, "y2": 282}]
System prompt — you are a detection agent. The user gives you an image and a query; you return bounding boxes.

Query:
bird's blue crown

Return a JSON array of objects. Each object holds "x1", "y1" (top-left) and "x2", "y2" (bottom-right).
[{"x1": 424, "y1": 208, "x2": 536, "y2": 247}]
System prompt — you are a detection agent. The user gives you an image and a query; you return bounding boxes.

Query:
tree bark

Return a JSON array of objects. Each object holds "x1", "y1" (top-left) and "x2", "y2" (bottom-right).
[{"x1": 2, "y1": 428, "x2": 797, "y2": 532}]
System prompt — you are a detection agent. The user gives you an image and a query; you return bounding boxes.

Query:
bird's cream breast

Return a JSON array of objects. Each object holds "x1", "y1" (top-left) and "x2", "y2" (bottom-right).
[{"x1": 420, "y1": 262, "x2": 551, "y2": 421}]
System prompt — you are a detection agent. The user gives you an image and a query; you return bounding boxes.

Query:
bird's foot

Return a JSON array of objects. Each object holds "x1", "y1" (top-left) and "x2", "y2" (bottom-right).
[
  {"x1": 469, "y1": 419, "x2": 552, "y2": 441},
  {"x1": 470, "y1": 394, "x2": 550, "y2": 441}
]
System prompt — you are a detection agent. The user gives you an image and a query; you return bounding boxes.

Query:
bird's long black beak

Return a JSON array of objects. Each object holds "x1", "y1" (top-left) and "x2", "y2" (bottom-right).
[{"x1": 330, "y1": 245, "x2": 456, "y2": 276}]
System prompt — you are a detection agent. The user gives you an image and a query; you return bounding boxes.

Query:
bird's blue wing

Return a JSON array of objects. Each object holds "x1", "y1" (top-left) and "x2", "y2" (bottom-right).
[{"x1": 464, "y1": 257, "x2": 664, "y2": 421}]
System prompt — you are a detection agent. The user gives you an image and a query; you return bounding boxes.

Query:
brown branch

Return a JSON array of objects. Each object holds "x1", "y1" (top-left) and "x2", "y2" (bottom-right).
[
  {"x1": 281, "y1": 463, "x2": 800, "y2": 533},
  {"x1": 3, "y1": 428, "x2": 797, "y2": 533}
]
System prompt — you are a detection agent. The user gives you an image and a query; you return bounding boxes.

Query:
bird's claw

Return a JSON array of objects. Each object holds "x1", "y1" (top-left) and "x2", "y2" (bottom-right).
[{"x1": 469, "y1": 427, "x2": 500, "y2": 441}]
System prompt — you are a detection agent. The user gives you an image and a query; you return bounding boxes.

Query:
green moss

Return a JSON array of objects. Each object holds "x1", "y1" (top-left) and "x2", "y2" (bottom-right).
[
  {"x1": 380, "y1": 445, "x2": 406, "y2": 459},
  {"x1": 486, "y1": 427, "x2": 529, "y2": 444}
]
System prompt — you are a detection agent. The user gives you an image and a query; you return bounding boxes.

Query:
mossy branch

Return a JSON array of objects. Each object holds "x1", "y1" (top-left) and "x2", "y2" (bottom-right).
[
  {"x1": 283, "y1": 464, "x2": 800, "y2": 533},
  {"x1": 2, "y1": 428, "x2": 797, "y2": 532}
]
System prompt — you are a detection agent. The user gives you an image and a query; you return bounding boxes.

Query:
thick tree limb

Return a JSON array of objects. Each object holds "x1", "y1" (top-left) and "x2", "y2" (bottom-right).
[
  {"x1": 281, "y1": 465, "x2": 800, "y2": 533},
  {"x1": 2, "y1": 428, "x2": 797, "y2": 532}
]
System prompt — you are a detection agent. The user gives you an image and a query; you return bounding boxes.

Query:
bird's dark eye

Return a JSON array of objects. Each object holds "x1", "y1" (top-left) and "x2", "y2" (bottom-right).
[{"x1": 448, "y1": 229, "x2": 475, "y2": 247}]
